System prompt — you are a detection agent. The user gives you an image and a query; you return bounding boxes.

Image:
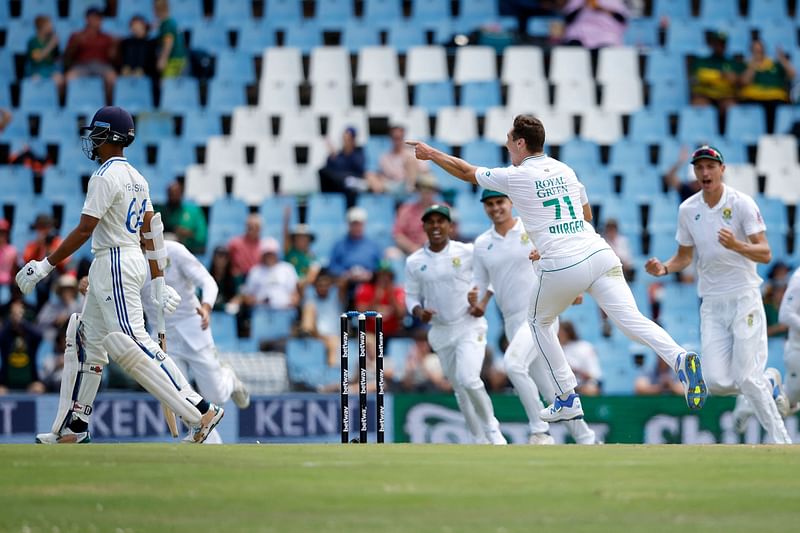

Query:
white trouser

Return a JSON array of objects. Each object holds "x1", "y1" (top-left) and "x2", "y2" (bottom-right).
[
  {"x1": 163, "y1": 331, "x2": 234, "y2": 405},
  {"x1": 785, "y1": 345, "x2": 800, "y2": 406},
  {"x1": 529, "y1": 248, "x2": 684, "y2": 398},
  {"x1": 505, "y1": 311, "x2": 596, "y2": 444},
  {"x1": 428, "y1": 317, "x2": 501, "y2": 442},
  {"x1": 82, "y1": 247, "x2": 203, "y2": 412},
  {"x1": 701, "y1": 289, "x2": 791, "y2": 443}
]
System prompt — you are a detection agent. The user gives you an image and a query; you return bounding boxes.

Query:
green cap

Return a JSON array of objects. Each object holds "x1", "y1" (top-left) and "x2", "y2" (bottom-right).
[
  {"x1": 690, "y1": 145, "x2": 724, "y2": 164},
  {"x1": 480, "y1": 189, "x2": 508, "y2": 202},
  {"x1": 421, "y1": 204, "x2": 451, "y2": 222}
]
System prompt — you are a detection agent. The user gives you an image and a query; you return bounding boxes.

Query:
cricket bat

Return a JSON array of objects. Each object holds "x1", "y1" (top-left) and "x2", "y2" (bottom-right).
[{"x1": 157, "y1": 308, "x2": 179, "y2": 438}]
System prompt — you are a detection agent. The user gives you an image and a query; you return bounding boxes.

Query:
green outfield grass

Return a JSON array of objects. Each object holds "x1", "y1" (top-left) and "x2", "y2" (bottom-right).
[{"x1": 1, "y1": 444, "x2": 798, "y2": 532}]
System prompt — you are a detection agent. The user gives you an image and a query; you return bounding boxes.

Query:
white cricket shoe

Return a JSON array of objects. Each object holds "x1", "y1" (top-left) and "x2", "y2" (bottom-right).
[
  {"x1": 765, "y1": 367, "x2": 790, "y2": 418},
  {"x1": 35, "y1": 429, "x2": 91, "y2": 444},
  {"x1": 540, "y1": 393, "x2": 584, "y2": 422},
  {"x1": 184, "y1": 404, "x2": 225, "y2": 443},
  {"x1": 486, "y1": 428, "x2": 507, "y2": 445},
  {"x1": 732, "y1": 395, "x2": 752, "y2": 434},
  {"x1": 675, "y1": 352, "x2": 707, "y2": 410},
  {"x1": 528, "y1": 432, "x2": 555, "y2": 445},
  {"x1": 230, "y1": 370, "x2": 251, "y2": 410}
]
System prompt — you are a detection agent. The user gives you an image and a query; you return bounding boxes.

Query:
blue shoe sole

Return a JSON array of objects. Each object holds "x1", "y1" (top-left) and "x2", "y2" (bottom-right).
[{"x1": 682, "y1": 352, "x2": 707, "y2": 410}]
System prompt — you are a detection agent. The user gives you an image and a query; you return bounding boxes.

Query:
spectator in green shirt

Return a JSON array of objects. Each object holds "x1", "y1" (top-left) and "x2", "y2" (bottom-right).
[
  {"x1": 160, "y1": 180, "x2": 207, "y2": 254},
  {"x1": 25, "y1": 15, "x2": 64, "y2": 96},
  {"x1": 283, "y1": 222, "x2": 320, "y2": 292},
  {"x1": 740, "y1": 39, "x2": 796, "y2": 132},
  {"x1": 154, "y1": 0, "x2": 187, "y2": 78},
  {"x1": 689, "y1": 32, "x2": 744, "y2": 115}
]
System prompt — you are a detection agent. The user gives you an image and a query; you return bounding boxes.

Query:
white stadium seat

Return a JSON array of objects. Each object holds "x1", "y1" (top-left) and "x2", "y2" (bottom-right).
[
  {"x1": 596, "y1": 46, "x2": 639, "y2": 83},
  {"x1": 506, "y1": 79, "x2": 550, "y2": 113},
  {"x1": 309, "y1": 46, "x2": 352, "y2": 84},
  {"x1": 185, "y1": 164, "x2": 226, "y2": 206},
  {"x1": 549, "y1": 46, "x2": 592, "y2": 83},
  {"x1": 724, "y1": 164, "x2": 758, "y2": 198},
  {"x1": 231, "y1": 107, "x2": 272, "y2": 139},
  {"x1": 261, "y1": 47, "x2": 304, "y2": 85},
  {"x1": 310, "y1": 79, "x2": 352, "y2": 113},
  {"x1": 453, "y1": 45, "x2": 497, "y2": 84},
  {"x1": 367, "y1": 79, "x2": 409, "y2": 115},
  {"x1": 258, "y1": 80, "x2": 299, "y2": 112},
  {"x1": 600, "y1": 78, "x2": 644, "y2": 113},
  {"x1": 389, "y1": 107, "x2": 431, "y2": 139},
  {"x1": 434, "y1": 107, "x2": 478, "y2": 146},
  {"x1": 501, "y1": 46, "x2": 546, "y2": 85},
  {"x1": 553, "y1": 79, "x2": 596, "y2": 113},
  {"x1": 406, "y1": 45, "x2": 448, "y2": 84},
  {"x1": 356, "y1": 46, "x2": 400, "y2": 83},
  {"x1": 233, "y1": 167, "x2": 274, "y2": 206}
]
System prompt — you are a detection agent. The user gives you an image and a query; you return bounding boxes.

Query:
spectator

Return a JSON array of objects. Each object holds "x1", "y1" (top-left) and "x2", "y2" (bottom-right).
[
  {"x1": 298, "y1": 269, "x2": 343, "y2": 365},
  {"x1": 739, "y1": 39, "x2": 796, "y2": 133},
  {"x1": 239, "y1": 237, "x2": 299, "y2": 310},
  {"x1": 664, "y1": 146, "x2": 700, "y2": 202},
  {"x1": 64, "y1": 7, "x2": 117, "y2": 104},
  {"x1": 602, "y1": 218, "x2": 634, "y2": 281},
  {"x1": 634, "y1": 357, "x2": 684, "y2": 395},
  {"x1": 23, "y1": 214, "x2": 68, "y2": 310},
  {"x1": 561, "y1": 0, "x2": 629, "y2": 49},
  {"x1": 354, "y1": 260, "x2": 406, "y2": 337},
  {"x1": 557, "y1": 320, "x2": 602, "y2": 396},
  {"x1": 227, "y1": 213, "x2": 263, "y2": 277},
  {"x1": 119, "y1": 15, "x2": 154, "y2": 77},
  {"x1": 0, "y1": 219, "x2": 18, "y2": 290},
  {"x1": 35, "y1": 274, "x2": 82, "y2": 343},
  {"x1": 0, "y1": 300, "x2": 45, "y2": 395},
  {"x1": 319, "y1": 126, "x2": 366, "y2": 208},
  {"x1": 208, "y1": 246, "x2": 241, "y2": 311},
  {"x1": 689, "y1": 31, "x2": 743, "y2": 115},
  {"x1": 153, "y1": 0, "x2": 188, "y2": 78},
  {"x1": 159, "y1": 180, "x2": 207, "y2": 254},
  {"x1": 328, "y1": 207, "x2": 382, "y2": 303},
  {"x1": 392, "y1": 173, "x2": 441, "y2": 255},
  {"x1": 282, "y1": 213, "x2": 320, "y2": 291},
  {"x1": 25, "y1": 15, "x2": 65, "y2": 96},
  {"x1": 365, "y1": 125, "x2": 428, "y2": 196}
]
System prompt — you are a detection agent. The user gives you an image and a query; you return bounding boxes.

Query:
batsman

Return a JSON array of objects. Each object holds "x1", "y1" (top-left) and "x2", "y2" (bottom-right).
[{"x1": 23, "y1": 106, "x2": 224, "y2": 444}]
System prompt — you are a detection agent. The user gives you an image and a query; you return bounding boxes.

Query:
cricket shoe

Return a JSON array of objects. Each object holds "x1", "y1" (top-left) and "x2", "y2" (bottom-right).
[
  {"x1": 540, "y1": 393, "x2": 584, "y2": 422},
  {"x1": 675, "y1": 352, "x2": 707, "y2": 410},
  {"x1": 35, "y1": 429, "x2": 91, "y2": 444},
  {"x1": 731, "y1": 395, "x2": 752, "y2": 434},
  {"x1": 765, "y1": 367, "x2": 790, "y2": 418},
  {"x1": 227, "y1": 365, "x2": 251, "y2": 409},
  {"x1": 486, "y1": 428, "x2": 508, "y2": 445},
  {"x1": 528, "y1": 432, "x2": 555, "y2": 445},
  {"x1": 184, "y1": 404, "x2": 225, "y2": 443}
]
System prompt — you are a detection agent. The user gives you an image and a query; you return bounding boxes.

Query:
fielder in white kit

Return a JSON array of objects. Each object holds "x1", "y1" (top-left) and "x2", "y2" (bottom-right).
[
  {"x1": 646, "y1": 145, "x2": 791, "y2": 444},
  {"x1": 471, "y1": 188, "x2": 596, "y2": 444},
  {"x1": 408, "y1": 114, "x2": 707, "y2": 422},
  {"x1": 779, "y1": 266, "x2": 800, "y2": 415},
  {"x1": 405, "y1": 204, "x2": 507, "y2": 444},
  {"x1": 22, "y1": 106, "x2": 223, "y2": 444}
]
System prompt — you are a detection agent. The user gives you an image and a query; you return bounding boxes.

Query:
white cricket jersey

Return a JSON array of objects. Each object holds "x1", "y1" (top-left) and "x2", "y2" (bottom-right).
[
  {"x1": 779, "y1": 268, "x2": 800, "y2": 353},
  {"x1": 82, "y1": 157, "x2": 153, "y2": 254},
  {"x1": 405, "y1": 240, "x2": 475, "y2": 327},
  {"x1": 475, "y1": 155, "x2": 605, "y2": 259},
  {"x1": 676, "y1": 184, "x2": 765, "y2": 297},
  {"x1": 141, "y1": 240, "x2": 219, "y2": 327},
  {"x1": 473, "y1": 218, "x2": 535, "y2": 319}
]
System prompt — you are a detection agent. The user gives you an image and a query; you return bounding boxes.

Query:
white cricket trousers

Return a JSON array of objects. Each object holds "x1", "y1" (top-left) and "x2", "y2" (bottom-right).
[
  {"x1": 700, "y1": 289, "x2": 791, "y2": 443},
  {"x1": 82, "y1": 247, "x2": 203, "y2": 408},
  {"x1": 529, "y1": 248, "x2": 684, "y2": 397},
  {"x1": 428, "y1": 317, "x2": 501, "y2": 442},
  {"x1": 164, "y1": 331, "x2": 235, "y2": 406},
  {"x1": 785, "y1": 345, "x2": 800, "y2": 406}
]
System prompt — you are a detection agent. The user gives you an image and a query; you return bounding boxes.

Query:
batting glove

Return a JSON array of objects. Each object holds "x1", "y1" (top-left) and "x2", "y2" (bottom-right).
[
  {"x1": 16, "y1": 258, "x2": 55, "y2": 295},
  {"x1": 151, "y1": 277, "x2": 182, "y2": 315}
]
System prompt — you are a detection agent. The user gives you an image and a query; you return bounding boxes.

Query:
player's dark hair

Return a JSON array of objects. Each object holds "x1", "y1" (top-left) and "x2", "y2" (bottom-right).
[{"x1": 511, "y1": 115, "x2": 545, "y2": 153}]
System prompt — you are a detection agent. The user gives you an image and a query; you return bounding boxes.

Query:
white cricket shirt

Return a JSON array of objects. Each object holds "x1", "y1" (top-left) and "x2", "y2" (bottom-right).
[
  {"x1": 475, "y1": 155, "x2": 605, "y2": 259},
  {"x1": 676, "y1": 184, "x2": 765, "y2": 297},
  {"x1": 779, "y1": 267, "x2": 800, "y2": 353},
  {"x1": 82, "y1": 157, "x2": 153, "y2": 254},
  {"x1": 405, "y1": 240, "x2": 475, "y2": 327}
]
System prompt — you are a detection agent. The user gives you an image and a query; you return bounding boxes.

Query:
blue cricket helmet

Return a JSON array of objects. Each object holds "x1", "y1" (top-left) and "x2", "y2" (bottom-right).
[{"x1": 80, "y1": 106, "x2": 135, "y2": 160}]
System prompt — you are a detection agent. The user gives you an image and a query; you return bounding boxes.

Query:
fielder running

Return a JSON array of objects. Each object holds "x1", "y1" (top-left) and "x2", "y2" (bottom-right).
[
  {"x1": 471, "y1": 188, "x2": 596, "y2": 445},
  {"x1": 25, "y1": 106, "x2": 223, "y2": 444},
  {"x1": 779, "y1": 266, "x2": 800, "y2": 415},
  {"x1": 405, "y1": 204, "x2": 507, "y2": 444},
  {"x1": 646, "y1": 145, "x2": 791, "y2": 444},
  {"x1": 407, "y1": 115, "x2": 707, "y2": 422}
]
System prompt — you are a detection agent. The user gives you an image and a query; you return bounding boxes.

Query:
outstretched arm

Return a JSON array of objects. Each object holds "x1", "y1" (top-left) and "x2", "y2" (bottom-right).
[{"x1": 406, "y1": 140, "x2": 478, "y2": 184}]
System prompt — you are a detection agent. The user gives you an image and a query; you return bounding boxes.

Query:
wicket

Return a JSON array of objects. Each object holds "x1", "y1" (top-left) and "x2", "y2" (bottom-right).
[{"x1": 340, "y1": 311, "x2": 385, "y2": 444}]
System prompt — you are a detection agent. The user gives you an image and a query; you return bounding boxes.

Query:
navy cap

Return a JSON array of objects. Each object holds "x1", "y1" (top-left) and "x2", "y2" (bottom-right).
[{"x1": 480, "y1": 189, "x2": 508, "y2": 202}]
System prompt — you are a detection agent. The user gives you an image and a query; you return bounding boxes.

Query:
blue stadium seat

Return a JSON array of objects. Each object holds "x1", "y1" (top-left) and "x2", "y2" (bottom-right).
[
  {"x1": 710, "y1": 138, "x2": 747, "y2": 164},
  {"x1": 699, "y1": 0, "x2": 740, "y2": 21},
  {"x1": 647, "y1": 196, "x2": 680, "y2": 233},
  {"x1": 5, "y1": 24, "x2": 33, "y2": 55},
  {"x1": 0, "y1": 112, "x2": 29, "y2": 140},
  {"x1": 356, "y1": 194, "x2": 395, "y2": 230},
  {"x1": 653, "y1": 0, "x2": 691, "y2": 19},
  {"x1": 65, "y1": 77, "x2": 105, "y2": 114},
  {"x1": 212, "y1": 0, "x2": 252, "y2": 25},
  {"x1": 136, "y1": 112, "x2": 174, "y2": 142},
  {"x1": 260, "y1": 195, "x2": 298, "y2": 235},
  {"x1": 410, "y1": 0, "x2": 450, "y2": 21},
  {"x1": 190, "y1": 20, "x2": 230, "y2": 51},
  {"x1": 306, "y1": 193, "x2": 347, "y2": 226},
  {"x1": 364, "y1": 136, "x2": 391, "y2": 172},
  {"x1": 364, "y1": 0, "x2": 403, "y2": 24},
  {"x1": 596, "y1": 194, "x2": 640, "y2": 230},
  {"x1": 608, "y1": 141, "x2": 649, "y2": 173},
  {"x1": 386, "y1": 336, "x2": 414, "y2": 372},
  {"x1": 725, "y1": 105, "x2": 766, "y2": 145},
  {"x1": 215, "y1": 51, "x2": 256, "y2": 83},
  {"x1": 113, "y1": 76, "x2": 154, "y2": 115},
  {"x1": 767, "y1": 231, "x2": 789, "y2": 262},
  {"x1": 560, "y1": 138, "x2": 601, "y2": 169},
  {"x1": 413, "y1": 81, "x2": 455, "y2": 114},
  {"x1": 161, "y1": 77, "x2": 200, "y2": 113},
  {"x1": 284, "y1": 25, "x2": 323, "y2": 53},
  {"x1": 462, "y1": 139, "x2": 503, "y2": 169},
  {"x1": 484, "y1": 299, "x2": 504, "y2": 355},
  {"x1": 206, "y1": 78, "x2": 246, "y2": 112},
  {"x1": 757, "y1": 20, "x2": 798, "y2": 56},
  {"x1": 38, "y1": 109, "x2": 79, "y2": 143},
  {"x1": 311, "y1": 222, "x2": 348, "y2": 265},
  {"x1": 619, "y1": 166, "x2": 663, "y2": 202},
  {"x1": 265, "y1": 0, "x2": 304, "y2": 26},
  {"x1": 315, "y1": 0, "x2": 354, "y2": 29},
  {"x1": 454, "y1": 191, "x2": 488, "y2": 239},
  {"x1": 42, "y1": 167, "x2": 81, "y2": 203},
  {"x1": 655, "y1": 138, "x2": 683, "y2": 174},
  {"x1": 209, "y1": 196, "x2": 249, "y2": 229},
  {"x1": 342, "y1": 21, "x2": 381, "y2": 53},
  {"x1": 720, "y1": 21, "x2": 751, "y2": 56},
  {"x1": 648, "y1": 78, "x2": 689, "y2": 113},
  {"x1": 252, "y1": 308, "x2": 297, "y2": 342},
  {"x1": 460, "y1": 81, "x2": 501, "y2": 115},
  {"x1": 387, "y1": 22, "x2": 427, "y2": 53},
  {"x1": 20, "y1": 0, "x2": 58, "y2": 21},
  {"x1": 236, "y1": 20, "x2": 277, "y2": 55},
  {"x1": 576, "y1": 167, "x2": 614, "y2": 198},
  {"x1": 56, "y1": 141, "x2": 95, "y2": 174},
  {"x1": 666, "y1": 21, "x2": 706, "y2": 55},
  {"x1": 115, "y1": 1, "x2": 152, "y2": 26},
  {"x1": 527, "y1": 16, "x2": 561, "y2": 38},
  {"x1": 0, "y1": 166, "x2": 35, "y2": 202},
  {"x1": 677, "y1": 106, "x2": 719, "y2": 145},
  {"x1": 645, "y1": 49, "x2": 687, "y2": 85},
  {"x1": 210, "y1": 311, "x2": 238, "y2": 352},
  {"x1": 648, "y1": 228, "x2": 680, "y2": 259},
  {"x1": 123, "y1": 140, "x2": 148, "y2": 168},
  {"x1": 456, "y1": 0, "x2": 499, "y2": 29},
  {"x1": 774, "y1": 105, "x2": 800, "y2": 134},
  {"x1": 0, "y1": 82, "x2": 10, "y2": 110},
  {"x1": 20, "y1": 77, "x2": 59, "y2": 111},
  {"x1": 748, "y1": 0, "x2": 788, "y2": 24},
  {"x1": 0, "y1": 49, "x2": 15, "y2": 82},
  {"x1": 171, "y1": 0, "x2": 206, "y2": 24},
  {"x1": 155, "y1": 137, "x2": 195, "y2": 178},
  {"x1": 624, "y1": 17, "x2": 660, "y2": 48},
  {"x1": 181, "y1": 109, "x2": 222, "y2": 144},
  {"x1": 755, "y1": 195, "x2": 789, "y2": 234},
  {"x1": 285, "y1": 337, "x2": 328, "y2": 387},
  {"x1": 140, "y1": 164, "x2": 172, "y2": 204},
  {"x1": 67, "y1": 0, "x2": 98, "y2": 22}
]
